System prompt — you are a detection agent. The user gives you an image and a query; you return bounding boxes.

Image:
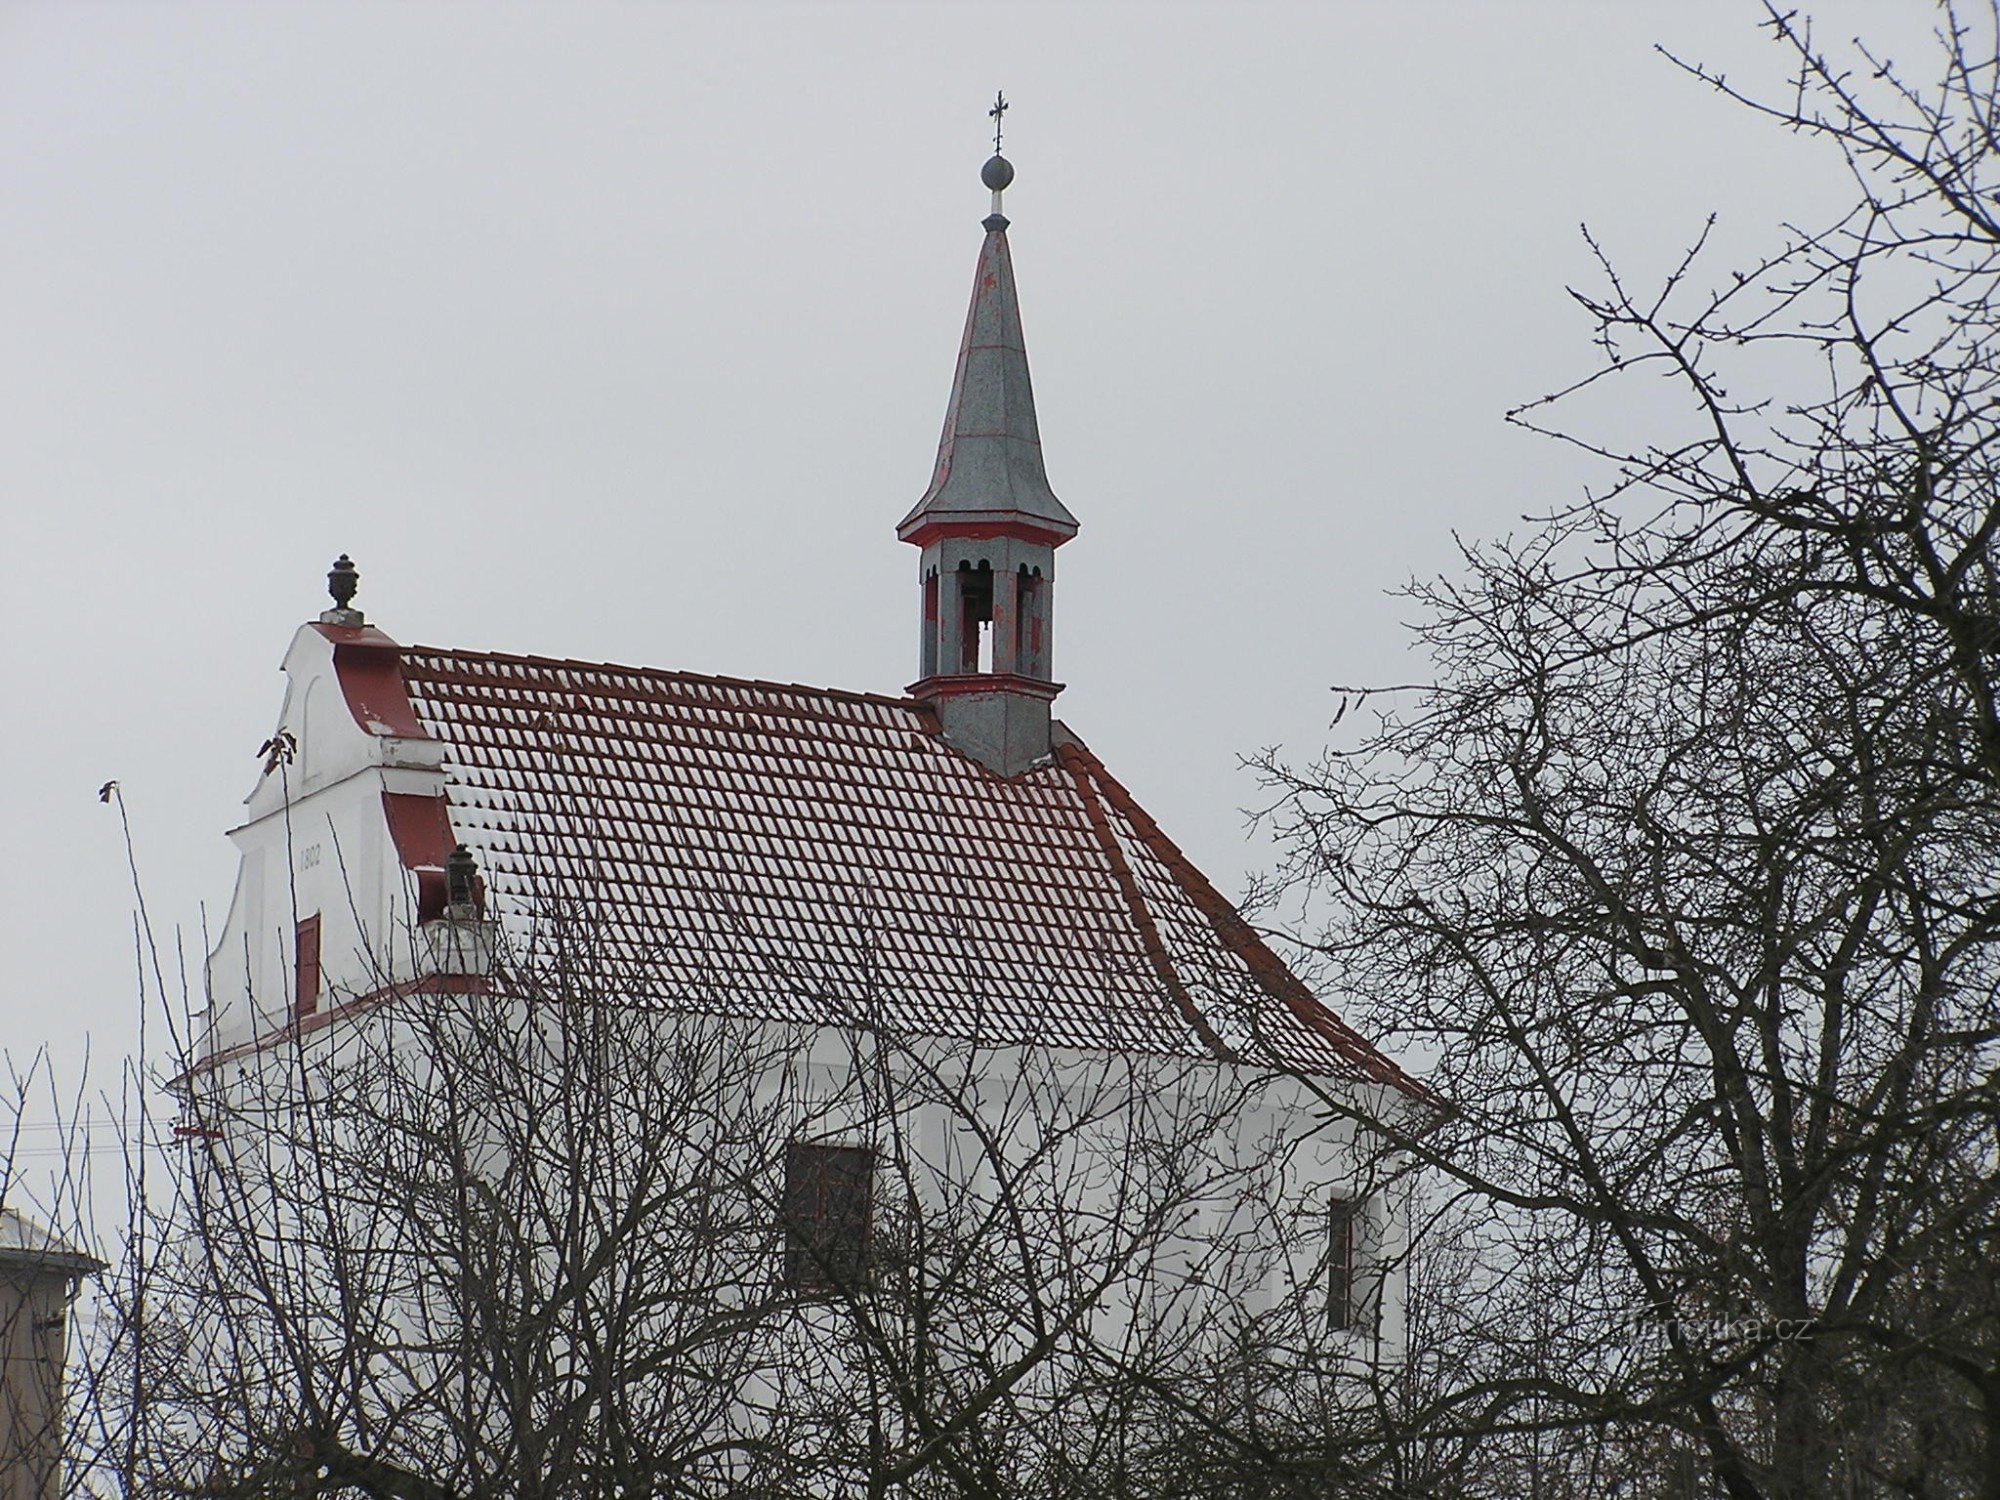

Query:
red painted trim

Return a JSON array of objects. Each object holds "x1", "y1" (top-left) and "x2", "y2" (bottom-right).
[
  {"x1": 383, "y1": 792, "x2": 456, "y2": 871},
  {"x1": 182, "y1": 969, "x2": 497, "y2": 1076},
  {"x1": 1057, "y1": 741, "x2": 1431, "y2": 1102},
  {"x1": 311, "y1": 622, "x2": 404, "y2": 650},
  {"x1": 313, "y1": 622, "x2": 431, "y2": 740},
  {"x1": 898, "y1": 517, "x2": 1076, "y2": 550},
  {"x1": 294, "y1": 914, "x2": 322, "y2": 1019},
  {"x1": 907, "y1": 672, "x2": 1063, "y2": 703},
  {"x1": 383, "y1": 791, "x2": 459, "y2": 921}
]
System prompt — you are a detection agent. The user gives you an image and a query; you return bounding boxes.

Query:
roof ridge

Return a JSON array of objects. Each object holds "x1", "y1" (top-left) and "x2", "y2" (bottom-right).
[
  {"x1": 1056, "y1": 743, "x2": 1430, "y2": 1101},
  {"x1": 402, "y1": 645, "x2": 931, "y2": 717}
]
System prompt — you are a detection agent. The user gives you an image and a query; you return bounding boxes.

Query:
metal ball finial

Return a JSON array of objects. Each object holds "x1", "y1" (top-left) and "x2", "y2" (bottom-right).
[
  {"x1": 327, "y1": 554, "x2": 360, "y2": 610},
  {"x1": 981, "y1": 154, "x2": 1015, "y2": 193}
]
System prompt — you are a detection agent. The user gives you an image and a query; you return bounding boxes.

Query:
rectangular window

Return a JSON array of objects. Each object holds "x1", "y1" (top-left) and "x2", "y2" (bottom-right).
[
  {"x1": 1328, "y1": 1196, "x2": 1355, "y2": 1331},
  {"x1": 783, "y1": 1142, "x2": 874, "y2": 1292},
  {"x1": 295, "y1": 915, "x2": 322, "y2": 1020},
  {"x1": 1014, "y1": 567, "x2": 1045, "y2": 677}
]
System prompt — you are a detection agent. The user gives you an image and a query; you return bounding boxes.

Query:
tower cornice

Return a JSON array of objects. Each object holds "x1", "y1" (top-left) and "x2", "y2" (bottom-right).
[{"x1": 897, "y1": 514, "x2": 1076, "y2": 551}]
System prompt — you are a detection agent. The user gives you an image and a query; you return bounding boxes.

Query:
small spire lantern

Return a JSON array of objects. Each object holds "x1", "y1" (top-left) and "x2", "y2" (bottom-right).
[{"x1": 896, "y1": 103, "x2": 1080, "y2": 777}]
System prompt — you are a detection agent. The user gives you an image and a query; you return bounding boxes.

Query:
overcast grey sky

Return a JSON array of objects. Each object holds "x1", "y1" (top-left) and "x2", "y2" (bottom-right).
[{"x1": 0, "y1": 1, "x2": 1937, "y2": 1122}]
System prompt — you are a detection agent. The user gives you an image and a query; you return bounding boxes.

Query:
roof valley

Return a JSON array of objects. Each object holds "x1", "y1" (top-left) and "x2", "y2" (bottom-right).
[{"x1": 1058, "y1": 745, "x2": 1234, "y2": 1061}]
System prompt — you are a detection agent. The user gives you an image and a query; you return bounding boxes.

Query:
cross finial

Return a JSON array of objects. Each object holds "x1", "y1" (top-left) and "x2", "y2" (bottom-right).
[{"x1": 981, "y1": 93, "x2": 1015, "y2": 225}]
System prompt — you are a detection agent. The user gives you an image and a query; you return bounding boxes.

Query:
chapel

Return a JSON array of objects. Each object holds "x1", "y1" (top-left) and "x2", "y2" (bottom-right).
[
  {"x1": 172, "y1": 142, "x2": 1424, "y2": 1498},
  {"x1": 199, "y1": 148, "x2": 1417, "y2": 1102}
]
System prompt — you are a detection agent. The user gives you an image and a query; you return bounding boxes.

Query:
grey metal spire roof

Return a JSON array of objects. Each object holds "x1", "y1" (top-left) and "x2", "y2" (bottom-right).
[{"x1": 896, "y1": 188, "x2": 1079, "y2": 543}]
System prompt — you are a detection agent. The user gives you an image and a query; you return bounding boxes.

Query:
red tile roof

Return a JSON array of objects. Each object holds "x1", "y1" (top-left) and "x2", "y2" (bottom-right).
[{"x1": 399, "y1": 648, "x2": 1420, "y2": 1093}]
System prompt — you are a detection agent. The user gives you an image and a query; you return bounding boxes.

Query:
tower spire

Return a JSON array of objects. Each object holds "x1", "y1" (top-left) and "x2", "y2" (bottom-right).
[
  {"x1": 897, "y1": 132, "x2": 1076, "y2": 548},
  {"x1": 900, "y1": 129, "x2": 1079, "y2": 778}
]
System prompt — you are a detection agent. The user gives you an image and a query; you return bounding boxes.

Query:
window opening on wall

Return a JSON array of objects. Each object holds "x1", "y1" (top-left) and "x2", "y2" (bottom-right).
[
  {"x1": 783, "y1": 1142, "x2": 874, "y2": 1291},
  {"x1": 294, "y1": 914, "x2": 322, "y2": 1021},
  {"x1": 1328, "y1": 1196, "x2": 1355, "y2": 1331}
]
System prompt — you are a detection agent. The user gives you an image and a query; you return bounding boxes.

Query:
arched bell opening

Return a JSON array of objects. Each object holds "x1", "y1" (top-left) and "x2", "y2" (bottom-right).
[
  {"x1": 955, "y1": 560, "x2": 996, "y2": 674},
  {"x1": 1014, "y1": 565, "x2": 1047, "y2": 680},
  {"x1": 920, "y1": 567, "x2": 941, "y2": 679}
]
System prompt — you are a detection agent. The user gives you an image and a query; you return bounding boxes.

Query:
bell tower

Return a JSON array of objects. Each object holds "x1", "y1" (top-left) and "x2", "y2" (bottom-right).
[{"x1": 900, "y1": 124, "x2": 1079, "y2": 777}]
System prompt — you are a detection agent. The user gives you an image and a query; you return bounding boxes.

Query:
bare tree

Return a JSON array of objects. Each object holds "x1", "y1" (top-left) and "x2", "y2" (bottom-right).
[
  {"x1": 49, "y1": 859, "x2": 1397, "y2": 1500},
  {"x1": 1257, "y1": 6, "x2": 2000, "y2": 1497}
]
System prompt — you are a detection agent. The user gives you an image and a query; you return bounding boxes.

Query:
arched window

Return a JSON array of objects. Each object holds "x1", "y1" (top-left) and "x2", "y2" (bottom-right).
[{"x1": 956, "y1": 560, "x2": 994, "y2": 674}]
